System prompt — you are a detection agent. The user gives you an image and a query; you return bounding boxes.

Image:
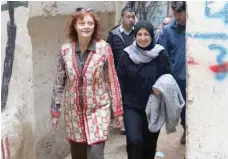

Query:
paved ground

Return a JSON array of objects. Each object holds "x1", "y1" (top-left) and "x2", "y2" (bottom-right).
[{"x1": 65, "y1": 124, "x2": 185, "y2": 159}]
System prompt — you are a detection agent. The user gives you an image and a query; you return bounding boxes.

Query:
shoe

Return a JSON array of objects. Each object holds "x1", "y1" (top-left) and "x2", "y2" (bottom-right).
[
  {"x1": 180, "y1": 131, "x2": 186, "y2": 144},
  {"x1": 120, "y1": 125, "x2": 126, "y2": 135},
  {"x1": 120, "y1": 130, "x2": 126, "y2": 135}
]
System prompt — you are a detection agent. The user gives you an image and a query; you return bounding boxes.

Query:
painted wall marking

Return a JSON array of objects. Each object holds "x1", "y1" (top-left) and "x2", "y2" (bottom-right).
[
  {"x1": 1, "y1": 137, "x2": 10, "y2": 159},
  {"x1": 186, "y1": 2, "x2": 228, "y2": 81},
  {"x1": 205, "y1": 1, "x2": 228, "y2": 24},
  {"x1": 187, "y1": 56, "x2": 200, "y2": 65},
  {"x1": 186, "y1": 33, "x2": 228, "y2": 40},
  {"x1": 208, "y1": 44, "x2": 228, "y2": 81}
]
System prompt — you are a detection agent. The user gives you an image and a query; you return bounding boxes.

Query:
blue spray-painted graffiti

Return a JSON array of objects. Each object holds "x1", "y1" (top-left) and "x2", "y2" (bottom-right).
[
  {"x1": 186, "y1": 36, "x2": 228, "y2": 81},
  {"x1": 149, "y1": 2, "x2": 167, "y2": 29},
  {"x1": 187, "y1": 2, "x2": 228, "y2": 81},
  {"x1": 186, "y1": 33, "x2": 228, "y2": 40},
  {"x1": 205, "y1": 1, "x2": 228, "y2": 24},
  {"x1": 208, "y1": 44, "x2": 227, "y2": 81}
]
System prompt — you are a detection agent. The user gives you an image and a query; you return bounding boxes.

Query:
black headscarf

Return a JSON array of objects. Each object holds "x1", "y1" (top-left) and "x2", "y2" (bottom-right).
[{"x1": 134, "y1": 20, "x2": 155, "y2": 50}]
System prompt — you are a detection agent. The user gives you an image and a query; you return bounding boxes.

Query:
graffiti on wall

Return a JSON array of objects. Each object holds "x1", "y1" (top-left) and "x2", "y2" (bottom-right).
[
  {"x1": 208, "y1": 44, "x2": 228, "y2": 81},
  {"x1": 149, "y1": 1, "x2": 169, "y2": 29},
  {"x1": 1, "y1": 2, "x2": 17, "y2": 109},
  {"x1": 187, "y1": 1, "x2": 228, "y2": 81},
  {"x1": 151, "y1": 8, "x2": 165, "y2": 28},
  {"x1": 1, "y1": 137, "x2": 10, "y2": 159},
  {"x1": 205, "y1": 1, "x2": 228, "y2": 24},
  {"x1": 187, "y1": 55, "x2": 200, "y2": 65}
]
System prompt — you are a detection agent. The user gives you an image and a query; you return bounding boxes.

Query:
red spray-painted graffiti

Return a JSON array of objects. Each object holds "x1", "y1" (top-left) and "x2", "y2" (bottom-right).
[
  {"x1": 209, "y1": 62, "x2": 228, "y2": 73},
  {"x1": 186, "y1": 38, "x2": 200, "y2": 65},
  {"x1": 1, "y1": 139, "x2": 5, "y2": 159},
  {"x1": 1, "y1": 137, "x2": 10, "y2": 159},
  {"x1": 208, "y1": 44, "x2": 227, "y2": 81},
  {"x1": 187, "y1": 2, "x2": 228, "y2": 81},
  {"x1": 187, "y1": 56, "x2": 200, "y2": 65}
]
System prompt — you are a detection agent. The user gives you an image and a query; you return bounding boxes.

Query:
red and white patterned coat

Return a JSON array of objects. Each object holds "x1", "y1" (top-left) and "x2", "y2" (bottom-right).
[{"x1": 51, "y1": 40, "x2": 123, "y2": 145}]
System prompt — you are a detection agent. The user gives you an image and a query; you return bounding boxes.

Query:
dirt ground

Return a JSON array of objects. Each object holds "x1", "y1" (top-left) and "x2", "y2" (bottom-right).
[{"x1": 65, "y1": 124, "x2": 185, "y2": 159}]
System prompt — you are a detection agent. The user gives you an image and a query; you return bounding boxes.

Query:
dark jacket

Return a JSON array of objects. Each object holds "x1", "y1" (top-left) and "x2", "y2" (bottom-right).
[
  {"x1": 107, "y1": 25, "x2": 135, "y2": 69},
  {"x1": 156, "y1": 30, "x2": 164, "y2": 44},
  {"x1": 117, "y1": 49, "x2": 171, "y2": 110},
  {"x1": 158, "y1": 19, "x2": 186, "y2": 80}
]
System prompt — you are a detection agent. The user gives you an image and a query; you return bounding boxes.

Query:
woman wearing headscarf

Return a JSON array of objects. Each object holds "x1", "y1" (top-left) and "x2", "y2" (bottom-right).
[{"x1": 117, "y1": 20, "x2": 171, "y2": 159}]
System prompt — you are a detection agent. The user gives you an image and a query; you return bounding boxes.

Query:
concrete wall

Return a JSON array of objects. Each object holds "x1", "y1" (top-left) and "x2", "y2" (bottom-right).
[
  {"x1": 1, "y1": 7, "x2": 36, "y2": 159},
  {"x1": 186, "y1": 1, "x2": 228, "y2": 158},
  {"x1": 28, "y1": 1, "x2": 126, "y2": 29}
]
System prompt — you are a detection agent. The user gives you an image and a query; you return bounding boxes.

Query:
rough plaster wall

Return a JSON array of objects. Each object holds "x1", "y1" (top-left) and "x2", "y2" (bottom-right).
[
  {"x1": 1, "y1": 7, "x2": 36, "y2": 159},
  {"x1": 27, "y1": 2, "x2": 117, "y2": 158},
  {"x1": 114, "y1": 1, "x2": 127, "y2": 25},
  {"x1": 186, "y1": 1, "x2": 228, "y2": 159},
  {"x1": 99, "y1": 12, "x2": 116, "y2": 40},
  {"x1": 28, "y1": 15, "x2": 71, "y2": 159},
  {"x1": 28, "y1": 1, "x2": 116, "y2": 18}
]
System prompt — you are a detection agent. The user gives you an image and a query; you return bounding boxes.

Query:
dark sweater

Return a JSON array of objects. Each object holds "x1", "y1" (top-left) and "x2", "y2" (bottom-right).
[
  {"x1": 107, "y1": 25, "x2": 135, "y2": 69},
  {"x1": 122, "y1": 32, "x2": 135, "y2": 47},
  {"x1": 117, "y1": 49, "x2": 171, "y2": 110}
]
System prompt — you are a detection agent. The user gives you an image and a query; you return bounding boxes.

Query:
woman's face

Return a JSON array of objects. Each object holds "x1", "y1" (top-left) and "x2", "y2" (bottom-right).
[
  {"x1": 136, "y1": 27, "x2": 152, "y2": 48},
  {"x1": 75, "y1": 14, "x2": 95, "y2": 39}
]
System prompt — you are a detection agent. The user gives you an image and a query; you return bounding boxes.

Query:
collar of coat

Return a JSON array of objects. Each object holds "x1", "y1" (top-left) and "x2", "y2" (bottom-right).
[{"x1": 74, "y1": 40, "x2": 96, "y2": 53}]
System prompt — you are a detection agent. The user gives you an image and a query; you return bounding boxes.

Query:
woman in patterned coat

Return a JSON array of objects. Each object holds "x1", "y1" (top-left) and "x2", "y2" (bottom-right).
[{"x1": 50, "y1": 8, "x2": 123, "y2": 159}]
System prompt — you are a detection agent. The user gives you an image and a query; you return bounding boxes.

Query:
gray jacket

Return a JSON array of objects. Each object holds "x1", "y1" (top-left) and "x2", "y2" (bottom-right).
[{"x1": 145, "y1": 74, "x2": 185, "y2": 134}]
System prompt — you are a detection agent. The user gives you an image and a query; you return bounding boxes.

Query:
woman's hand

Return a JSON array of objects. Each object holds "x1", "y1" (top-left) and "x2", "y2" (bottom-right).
[
  {"x1": 114, "y1": 115, "x2": 124, "y2": 128},
  {"x1": 152, "y1": 88, "x2": 161, "y2": 96}
]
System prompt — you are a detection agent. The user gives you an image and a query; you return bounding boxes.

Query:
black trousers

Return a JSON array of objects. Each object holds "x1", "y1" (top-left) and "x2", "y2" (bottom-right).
[
  {"x1": 69, "y1": 141, "x2": 105, "y2": 159},
  {"x1": 124, "y1": 108, "x2": 160, "y2": 159}
]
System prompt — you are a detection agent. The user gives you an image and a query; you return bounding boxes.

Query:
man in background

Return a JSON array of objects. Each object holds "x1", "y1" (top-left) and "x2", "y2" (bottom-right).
[
  {"x1": 107, "y1": 7, "x2": 136, "y2": 135},
  {"x1": 156, "y1": 16, "x2": 172, "y2": 44},
  {"x1": 158, "y1": 1, "x2": 187, "y2": 144},
  {"x1": 107, "y1": 7, "x2": 136, "y2": 69}
]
